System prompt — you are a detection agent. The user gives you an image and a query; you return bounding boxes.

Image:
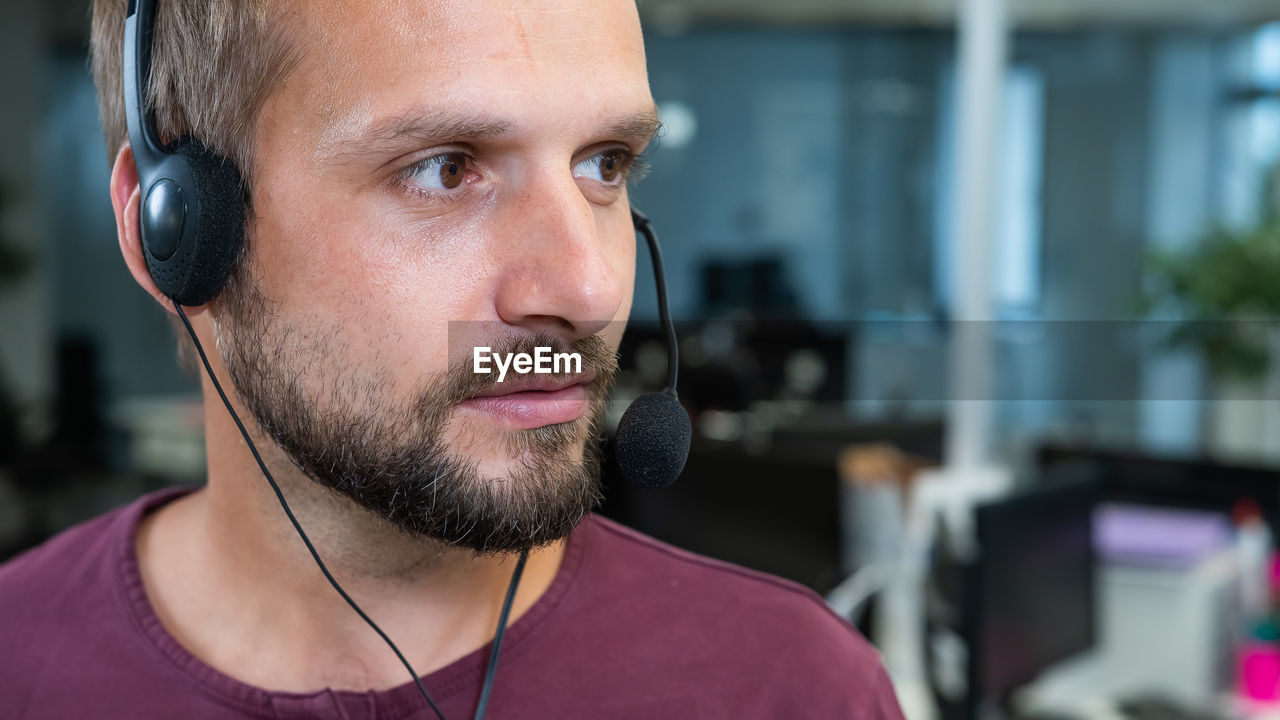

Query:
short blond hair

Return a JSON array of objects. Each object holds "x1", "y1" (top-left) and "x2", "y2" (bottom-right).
[
  {"x1": 89, "y1": 0, "x2": 300, "y2": 188},
  {"x1": 90, "y1": 1, "x2": 301, "y2": 371}
]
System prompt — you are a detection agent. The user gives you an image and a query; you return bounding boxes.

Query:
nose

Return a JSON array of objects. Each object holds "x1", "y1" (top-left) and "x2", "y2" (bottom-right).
[{"x1": 492, "y1": 175, "x2": 626, "y2": 344}]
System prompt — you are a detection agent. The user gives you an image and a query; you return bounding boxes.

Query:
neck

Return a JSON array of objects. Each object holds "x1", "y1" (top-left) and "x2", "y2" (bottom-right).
[{"x1": 137, "y1": 330, "x2": 567, "y2": 693}]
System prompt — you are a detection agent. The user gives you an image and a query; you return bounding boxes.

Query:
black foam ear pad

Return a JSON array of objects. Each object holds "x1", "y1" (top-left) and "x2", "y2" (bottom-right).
[{"x1": 143, "y1": 138, "x2": 245, "y2": 307}]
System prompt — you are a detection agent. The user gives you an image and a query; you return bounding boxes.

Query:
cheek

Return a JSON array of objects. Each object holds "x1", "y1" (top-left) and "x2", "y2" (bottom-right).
[
  {"x1": 609, "y1": 248, "x2": 635, "y2": 345},
  {"x1": 247, "y1": 190, "x2": 498, "y2": 389},
  {"x1": 607, "y1": 209, "x2": 637, "y2": 318},
  {"x1": 596, "y1": 209, "x2": 636, "y2": 351}
]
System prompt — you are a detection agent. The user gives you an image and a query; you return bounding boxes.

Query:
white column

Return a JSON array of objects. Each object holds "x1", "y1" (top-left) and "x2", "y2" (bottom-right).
[
  {"x1": 879, "y1": 9, "x2": 1014, "y2": 717},
  {"x1": 945, "y1": 0, "x2": 1009, "y2": 472}
]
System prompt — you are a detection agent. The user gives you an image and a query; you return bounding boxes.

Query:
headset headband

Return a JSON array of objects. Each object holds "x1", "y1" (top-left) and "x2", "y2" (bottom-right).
[{"x1": 123, "y1": 0, "x2": 247, "y2": 306}]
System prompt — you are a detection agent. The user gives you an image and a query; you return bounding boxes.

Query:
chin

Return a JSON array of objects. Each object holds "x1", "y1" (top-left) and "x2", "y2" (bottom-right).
[{"x1": 471, "y1": 433, "x2": 589, "y2": 477}]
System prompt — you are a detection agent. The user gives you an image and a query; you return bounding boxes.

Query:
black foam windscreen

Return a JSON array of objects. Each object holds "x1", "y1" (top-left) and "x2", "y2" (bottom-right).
[
  {"x1": 144, "y1": 139, "x2": 245, "y2": 306},
  {"x1": 614, "y1": 391, "x2": 691, "y2": 489}
]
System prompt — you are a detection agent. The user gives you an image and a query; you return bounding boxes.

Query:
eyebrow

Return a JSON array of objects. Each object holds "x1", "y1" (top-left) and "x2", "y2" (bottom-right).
[
  {"x1": 321, "y1": 106, "x2": 663, "y2": 165},
  {"x1": 321, "y1": 111, "x2": 515, "y2": 163},
  {"x1": 598, "y1": 108, "x2": 663, "y2": 148}
]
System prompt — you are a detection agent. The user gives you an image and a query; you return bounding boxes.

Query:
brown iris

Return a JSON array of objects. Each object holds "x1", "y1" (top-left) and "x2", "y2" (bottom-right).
[
  {"x1": 599, "y1": 151, "x2": 625, "y2": 183},
  {"x1": 439, "y1": 153, "x2": 464, "y2": 189}
]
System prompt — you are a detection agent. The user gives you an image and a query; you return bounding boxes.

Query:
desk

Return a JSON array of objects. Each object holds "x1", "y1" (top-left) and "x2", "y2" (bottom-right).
[{"x1": 1018, "y1": 548, "x2": 1240, "y2": 718}]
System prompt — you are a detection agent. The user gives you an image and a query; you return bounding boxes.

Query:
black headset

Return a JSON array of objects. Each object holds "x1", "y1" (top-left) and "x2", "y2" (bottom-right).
[
  {"x1": 124, "y1": 0, "x2": 244, "y2": 307},
  {"x1": 123, "y1": 0, "x2": 690, "y2": 716}
]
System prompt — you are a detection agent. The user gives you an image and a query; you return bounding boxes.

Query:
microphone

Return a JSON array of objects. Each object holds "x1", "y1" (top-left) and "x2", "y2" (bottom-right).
[
  {"x1": 616, "y1": 209, "x2": 691, "y2": 489},
  {"x1": 615, "y1": 390, "x2": 690, "y2": 489}
]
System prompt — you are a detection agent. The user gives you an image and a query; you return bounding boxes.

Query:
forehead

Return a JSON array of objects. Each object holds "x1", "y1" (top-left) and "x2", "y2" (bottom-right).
[{"x1": 286, "y1": 0, "x2": 651, "y2": 146}]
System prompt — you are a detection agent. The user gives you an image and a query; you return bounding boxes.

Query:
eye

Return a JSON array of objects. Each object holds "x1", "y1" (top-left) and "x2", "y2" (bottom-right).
[
  {"x1": 402, "y1": 151, "x2": 471, "y2": 191},
  {"x1": 573, "y1": 149, "x2": 634, "y2": 186}
]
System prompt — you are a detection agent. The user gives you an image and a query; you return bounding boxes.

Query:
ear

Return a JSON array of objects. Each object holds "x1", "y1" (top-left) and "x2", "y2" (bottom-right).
[{"x1": 109, "y1": 143, "x2": 209, "y2": 317}]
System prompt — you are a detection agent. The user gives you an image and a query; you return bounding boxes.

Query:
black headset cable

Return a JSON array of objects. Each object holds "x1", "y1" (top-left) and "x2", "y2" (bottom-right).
[{"x1": 173, "y1": 299, "x2": 527, "y2": 720}]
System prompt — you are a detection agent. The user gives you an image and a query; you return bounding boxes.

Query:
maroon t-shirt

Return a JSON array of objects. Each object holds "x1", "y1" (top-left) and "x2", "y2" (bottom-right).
[{"x1": 0, "y1": 489, "x2": 905, "y2": 719}]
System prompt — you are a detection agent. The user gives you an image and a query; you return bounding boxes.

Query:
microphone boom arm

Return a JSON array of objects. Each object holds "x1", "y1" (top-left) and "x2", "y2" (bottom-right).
[{"x1": 630, "y1": 207, "x2": 678, "y2": 395}]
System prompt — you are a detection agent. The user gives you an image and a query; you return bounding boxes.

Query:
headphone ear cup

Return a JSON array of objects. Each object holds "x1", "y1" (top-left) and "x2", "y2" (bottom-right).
[{"x1": 145, "y1": 138, "x2": 245, "y2": 307}]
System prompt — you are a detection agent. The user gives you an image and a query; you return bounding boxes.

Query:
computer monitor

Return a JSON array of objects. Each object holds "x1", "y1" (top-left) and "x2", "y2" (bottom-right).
[
  {"x1": 965, "y1": 476, "x2": 1100, "y2": 716},
  {"x1": 1038, "y1": 443, "x2": 1280, "y2": 538},
  {"x1": 599, "y1": 437, "x2": 845, "y2": 594}
]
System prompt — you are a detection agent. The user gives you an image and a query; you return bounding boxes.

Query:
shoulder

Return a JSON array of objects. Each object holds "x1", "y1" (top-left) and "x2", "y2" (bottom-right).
[
  {"x1": 0, "y1": 500, "x2": 131, "y2": 606},
  {"x1": 581, "y1": 514, "x2": 851, "y2": 621},
  {"x1": 0, "y1": 488, "x2": 190, "y2": 589},
  {"x1": 579, "y1": 514, "x2": 876, "y2": 654},
  {"x1": 0, "y1": 490, "x2": 179, "y2": 670},
  {"x1": 0, "y1": 488, "x2": 196, "y2": 624},
  {"x1": 0, "y1": 490, "x2": 198, "y2": 716},
  {"x1": 567, "y1": 515, "x2": 904, "y2": 717}
]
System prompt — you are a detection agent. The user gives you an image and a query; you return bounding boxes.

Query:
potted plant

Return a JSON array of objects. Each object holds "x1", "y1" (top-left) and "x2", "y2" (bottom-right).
[{"x1": 1144, "y1": 167, "x2": 1280, "y2": 461}]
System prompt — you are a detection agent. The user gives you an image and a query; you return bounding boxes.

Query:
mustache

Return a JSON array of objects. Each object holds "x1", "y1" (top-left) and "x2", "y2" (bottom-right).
[{"x1": 439, "y1": 332, "x2": 618, "y2": 406}]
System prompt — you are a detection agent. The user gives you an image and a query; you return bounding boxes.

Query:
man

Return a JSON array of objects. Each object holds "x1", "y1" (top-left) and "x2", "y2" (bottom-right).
[{"x1": 0, "y1": 0, "x2": 906, "y2": 717}]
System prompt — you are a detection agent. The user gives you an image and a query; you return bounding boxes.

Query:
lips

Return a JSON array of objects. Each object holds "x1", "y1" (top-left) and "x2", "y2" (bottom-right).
[
  {"x1": 468, "y1": 372, "x2": 596, "y2": 399},
  {"x1": 459, "y1": 374, "x2": 595, "y2": 430}
]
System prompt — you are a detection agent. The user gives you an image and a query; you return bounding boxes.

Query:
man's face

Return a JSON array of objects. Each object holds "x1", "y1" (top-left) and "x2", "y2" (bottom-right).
[{"x1": 214, "y1": 0, "x2": 654, "y2": 554}]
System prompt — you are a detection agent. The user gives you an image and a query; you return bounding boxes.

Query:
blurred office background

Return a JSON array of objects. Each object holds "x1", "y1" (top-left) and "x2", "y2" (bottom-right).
[{"x1": 4, "y1": 1, "x2": 1280, "y2": 719}]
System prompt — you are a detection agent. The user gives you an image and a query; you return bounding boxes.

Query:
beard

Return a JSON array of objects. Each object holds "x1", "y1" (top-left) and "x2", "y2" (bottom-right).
[{"x1": 212, "y1": 269, "x2": 618, "y2": 556}]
